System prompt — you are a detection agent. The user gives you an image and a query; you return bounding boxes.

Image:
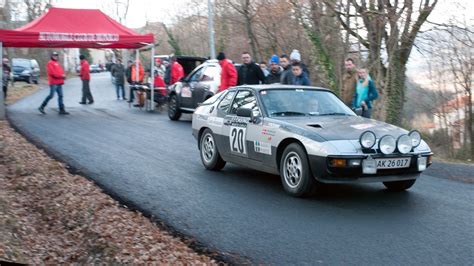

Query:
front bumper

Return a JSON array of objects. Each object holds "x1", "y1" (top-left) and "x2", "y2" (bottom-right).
[{"x1": 308, "y1": 153, "x2": 432, "y2": 183}]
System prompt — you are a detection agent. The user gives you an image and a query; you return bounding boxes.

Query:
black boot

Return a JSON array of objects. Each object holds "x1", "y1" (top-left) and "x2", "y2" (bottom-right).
[
  {"x1": 59, "y1": 108, "x2": 70, "y2": 115},
  {"x1": 38, "y1": 106, "x2": 46, "y2": 114}
]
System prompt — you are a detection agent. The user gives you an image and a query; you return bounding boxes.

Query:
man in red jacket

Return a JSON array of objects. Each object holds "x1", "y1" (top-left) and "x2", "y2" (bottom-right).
[
  {"x1": 217, "y1": 52, "x2": 237, "y2": 92},
  {"x1": 78, "y1": 55, "x2": 94, "y2": 104},
  {"x1": 39, "y1": 52, "x2": 69, "y2": 115},
  {"x1": 170, "y1": 56, "x2": 184, "y2": 85}
]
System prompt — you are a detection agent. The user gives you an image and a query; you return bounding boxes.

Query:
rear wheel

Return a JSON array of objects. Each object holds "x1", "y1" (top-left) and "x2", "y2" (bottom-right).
[
  {"x1": 279, "y1": 143, "x2": 318, "y2": 197},
  {"x1": 383, "y1": 179, "x2": 416, "y2": 191},
  {"x1": 168, "y1": 94, "x2": 182, "y2": 121},
  {"x1": 200, "y1": 129, "x2": 226, "y2": 170}
]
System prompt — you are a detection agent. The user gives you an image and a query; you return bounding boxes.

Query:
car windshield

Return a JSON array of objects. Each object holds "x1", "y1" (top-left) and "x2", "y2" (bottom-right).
[
  {"x1": 12, "y1": 59, "x2": 31, "y2": 68},
  {"x1": 259, "y1": 89, "x2": 355, "y2": 117}
]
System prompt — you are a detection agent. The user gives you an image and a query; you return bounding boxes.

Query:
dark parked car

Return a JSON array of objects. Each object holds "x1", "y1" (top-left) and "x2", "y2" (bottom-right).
[
  {"x1": 90, "y1": 64, "x2": 102, "y2": 73},
  {"x1": 12, "y1": 58, "x2": 40, "y2": 84}
]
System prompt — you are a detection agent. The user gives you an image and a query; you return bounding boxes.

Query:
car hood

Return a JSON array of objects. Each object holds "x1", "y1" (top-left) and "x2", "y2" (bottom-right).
[
  {"x1": 12, "y1": 66, "x2": 27, "y2": 73},
  {"x1": 273, "y1": 115, "x2": 408, "y2": 141}
]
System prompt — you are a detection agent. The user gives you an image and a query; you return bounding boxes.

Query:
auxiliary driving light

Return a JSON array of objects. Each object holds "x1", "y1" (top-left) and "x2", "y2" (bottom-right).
[
  {"x1": 409, "y1": 130, "x2": 422, "y2": 148},
  {"x1": 379, "y1": 135, "x2": 396, "y2": 155},
  {"x1": 417, "y1": 156, "x2": 427, "y2": 171},
  {"x1": 397, "y1": 134, "x2": 412, "y2": 154},
  {"x1": 359, "y1": 131, "x2": 376, "y2": 149}
]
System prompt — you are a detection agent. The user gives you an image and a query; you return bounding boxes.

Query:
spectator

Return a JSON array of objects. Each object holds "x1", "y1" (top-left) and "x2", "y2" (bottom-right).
[
  {"x1": 237, "y1": 52, "x2": 265, "y2": 85},
  {"x1": 265, "y1": 55, "x2": 282, "y2": 84},
  {"x1": 217, "y1": 52, "x2": 237, "y2": 92},
  {"x1": 291, "y1": 62, "x2": 311, "y2": 86},
  {"x1": 290, "y1": 49, "x2": 310, "y2": 77},
  {"x1": 279, "y1": 54, "x2": 293, "y2": 85},
  {"x1": 352, "y1": 68, "x2": 378, "y2": 118},
  {"x1": 2, "y1": 58, "x2": 11, "y2": 100},
  {"x1": 163, "y1": 60, "x2": 171, "y2": 85},
  {"x1": 127, "y1": 60, "x2": 145, "y2": 103},
  {"x1": 78, "y1": 55, "x2": 94, "y2": 104},
  {"x1": 125, "y1": 60, "x2": 133, "y2": 84},
  {"x1": 155, "y1": 58, "x2": 166, "y2": 78},
  {"x1": 38, "y1": 52, "x2": 69, "y2": 115},
  {"x1": 259, "y1": 61, "x2": 269, "y2": 77},
  {"x1": 111, "y1": 58, "x2": 126, "y2": 100},
  {"x1": 341, "y1": 58, "x2": 358, "y2": 106},
  {"x1": 170, "y1": 56, "x2": 184, "y2": 85}
]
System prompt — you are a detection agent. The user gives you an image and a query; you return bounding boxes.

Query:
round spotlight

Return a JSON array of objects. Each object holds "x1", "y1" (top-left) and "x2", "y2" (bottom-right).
[
  {"x1": 379, "y1": 135, "x2": 396, "y2": 155},
  {"x1": 397, "y1": 134, "x2": 412, "y2": 154},
  {"x1": 409, "y1": 130, "x2": 422, "y2": 148},
  {"x1": 359, "y1": 131, "x2": 376, "y2": 149}
]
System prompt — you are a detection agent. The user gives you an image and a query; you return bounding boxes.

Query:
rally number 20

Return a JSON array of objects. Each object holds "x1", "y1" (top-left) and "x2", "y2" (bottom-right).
[{"x1": 230, "y1": 127, "x2": 247, "y2": 154}]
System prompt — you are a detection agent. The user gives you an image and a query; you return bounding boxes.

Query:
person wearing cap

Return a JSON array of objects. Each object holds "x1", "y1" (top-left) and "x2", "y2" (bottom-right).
[
  {"x1": 38, "y1": 52, "x2": 69, "y2": 115},
  {"x1": 78, "y1": 54, "x2": 94, "y2": 104},
  {"x1": 217, "y1": 52, "x2": 237, "y2": 92},
  {"x1": 289, "y1": 49, "x2": 310, "y2": 78},
  {"x1": 265, "y1": 55, "x2": 282, "y2": 84}
]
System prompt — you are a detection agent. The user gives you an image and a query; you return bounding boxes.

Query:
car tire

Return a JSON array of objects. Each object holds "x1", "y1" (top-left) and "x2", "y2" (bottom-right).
[
  {"x1": 280, "y1": 143, "x2": 318, "y2": 197},
  {"x1": 200, "y1": 129, "x2": 226, "y2": 171},
  {"x1": 34, "y1": 78, "x2": 39, "y2": 84},
  {"x1": 27, "y1": 76, "x2": 33, "y2": 84},
  {"x1": 168, "y1": 94, "x2": 182, "y2": 121},
  {"x1": 383, "y1": 179, "x2": 416, "y2": 191}
]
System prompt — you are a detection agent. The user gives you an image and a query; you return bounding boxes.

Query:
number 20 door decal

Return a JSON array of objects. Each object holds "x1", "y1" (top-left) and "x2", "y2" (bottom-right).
[{"x1": 229, "y1": 126, "x2": 247, "y2": 155}]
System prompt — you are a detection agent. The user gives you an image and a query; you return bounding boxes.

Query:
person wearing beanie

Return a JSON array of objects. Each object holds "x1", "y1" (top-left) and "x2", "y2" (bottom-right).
[
  {"x1": 217, "y1": 52, "x2": 237, "y2": 92},
  {"x1": 265, "y1": 54, "x2": 283, "y2": 84},
  {"x1": 78, "y1": 54, "x2": 94, "y2": 104},
  {"x1": 38, "y1": 52, "x2": 69, "y2": 115},
  {"x1": 237, "y1": 52, "x2": 265, "y2": 85},
  {"x1": 289, "y1": 49, "x2": 310, "y2": 78}
]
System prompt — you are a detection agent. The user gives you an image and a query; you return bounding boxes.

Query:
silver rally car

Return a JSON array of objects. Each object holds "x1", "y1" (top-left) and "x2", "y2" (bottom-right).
[{"x1": 192, "y1": 85, "x2": 433, "y2": 197}]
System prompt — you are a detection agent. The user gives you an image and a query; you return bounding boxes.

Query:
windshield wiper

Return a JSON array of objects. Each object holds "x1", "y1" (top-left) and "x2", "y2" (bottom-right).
[
  {"x1": 318, "y1": 112, "x2": 351, "y2": 116},
  {"x1": 270, "y1": 111, "x2": 307, "y2": 117}
]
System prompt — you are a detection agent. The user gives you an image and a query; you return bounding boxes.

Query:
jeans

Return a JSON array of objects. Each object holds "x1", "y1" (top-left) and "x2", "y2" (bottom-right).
[
  {"x1": 81, "y1": 79, "x2": 94, "y2": 103},
  {"x1": 41, "y1": 84, "x2": 64, "y2": 110},
  {"x1": 115, "y1": 83, "x2": 125, "y2": 99}
]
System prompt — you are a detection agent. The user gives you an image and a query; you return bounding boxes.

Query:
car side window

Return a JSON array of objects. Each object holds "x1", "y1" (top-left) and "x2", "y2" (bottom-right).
[
  {"x1": 217, "y1": 91, "x2": 236, "y2": 113},
  {"x1": 189, "y1": 67, "x2": 204, "y2": 82},
  {"x1": 229, "y1": 90, "x2": 259, "y2": 115},
  {"x1": 201, "y1": 66, "x2": 219, "y2": 82}
]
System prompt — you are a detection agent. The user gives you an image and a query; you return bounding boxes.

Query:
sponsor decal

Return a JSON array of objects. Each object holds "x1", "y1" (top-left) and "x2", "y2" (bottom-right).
[
  {"x1": 181, "y1": 86, "x2": 192, "y2": 98},
  {"x1": 262, "y1": 128, "x2": 276, "y2": 136},
  {"x1": 39, "y1": 32, "x2": 119, "y2": 42},
  {"x1": 228, "y1": 116, "x2": 248, "y2": 128},
  {"x1": 350, "y1": 123, "x2": 375, "y2": 130},
  {"x1": 208, "y1": 117, "x2": 223, "y2": 127},
  {"x1": 254, "y1": 141, "x2": 272, "y2": 155}
]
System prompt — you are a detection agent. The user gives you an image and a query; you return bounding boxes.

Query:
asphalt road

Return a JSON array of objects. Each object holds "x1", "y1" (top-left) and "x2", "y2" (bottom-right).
[{"x1": 7, "y1": 73, "x2": 474, "y2": 265}]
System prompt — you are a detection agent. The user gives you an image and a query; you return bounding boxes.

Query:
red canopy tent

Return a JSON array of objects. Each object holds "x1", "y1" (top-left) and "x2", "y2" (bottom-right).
[
  {"x1": 0, "y1": 7, "x2": 156, "y2": 117},
  {"x1": 0, "y1": 7, "x2": 154, "y2": 48}
]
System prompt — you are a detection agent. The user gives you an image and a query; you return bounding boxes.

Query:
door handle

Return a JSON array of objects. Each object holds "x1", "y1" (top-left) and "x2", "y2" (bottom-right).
[{"x1": 224, "y1": 121, "x2": 232, "y2": 126}]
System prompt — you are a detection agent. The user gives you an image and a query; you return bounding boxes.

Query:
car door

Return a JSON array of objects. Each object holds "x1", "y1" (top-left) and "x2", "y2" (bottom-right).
[
  {"x1": 192, "y1": 64, "x2": 220, "y2": 108},
  {"x1": 221, "y1": 89, "x2": 263, "y2": 162},
  {"x1": 180, "y1": 66, "x2": 204, "y2": 108}
]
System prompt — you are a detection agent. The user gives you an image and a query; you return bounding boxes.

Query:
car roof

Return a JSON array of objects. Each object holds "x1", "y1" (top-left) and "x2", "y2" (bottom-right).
[{"x1": 229, "y1": 84, "x2": 333, "y2": 92}]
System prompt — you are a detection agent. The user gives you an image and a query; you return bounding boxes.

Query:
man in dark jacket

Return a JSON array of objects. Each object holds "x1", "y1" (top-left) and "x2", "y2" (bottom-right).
[
  {"x1": 279, "y1": 54, "x2": 293, "y2": 85},
  {"x1": 111, "y1": 58, "x2": 126, "y2": 100},
  {"x1": 265, "y1": 55, "x2": 282, "y2": 84},
  {"x1": 2, "y1": 58, "x2": 11, "y2": 100},
  {"x1": 237, "y1": 52, "x2": 265, "y2": 85}
]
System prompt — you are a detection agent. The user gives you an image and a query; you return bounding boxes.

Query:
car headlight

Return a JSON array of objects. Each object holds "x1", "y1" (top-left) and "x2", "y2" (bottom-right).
[
  {"x1": 409, "y1": 130, "x2": 421, "y2": 148},
  {"x1": 379, "y1": 135, "x2": 396, "y2": 154},
  {"x1": 21, "y1": 70, "x2": 31, "y2": 75},
  {"x1": 359, "y1": 131, "x2": 376, "y2": 149},
  {"x1": 397, "y1": 134, "x2": 412, "y2": 154}
]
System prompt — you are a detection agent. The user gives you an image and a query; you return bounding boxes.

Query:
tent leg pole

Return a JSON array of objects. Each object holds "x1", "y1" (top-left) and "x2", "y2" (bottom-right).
[
  {"x1": 151, "y1": 45, "x2": 155, "y2": 111},
  {"x1": 0, "y1": 42, "x2": 5, "y2": 120}
]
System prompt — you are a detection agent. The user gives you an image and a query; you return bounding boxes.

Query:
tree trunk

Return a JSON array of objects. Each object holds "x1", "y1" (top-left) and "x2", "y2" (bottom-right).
[{"x1": 385, "y1": 54, "x2": 406, "y2": 126}]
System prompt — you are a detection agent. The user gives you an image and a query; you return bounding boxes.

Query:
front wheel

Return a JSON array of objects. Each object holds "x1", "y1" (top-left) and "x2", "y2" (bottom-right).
[
  {"x1": 383, "y1": 179, "x2": 416, "y2": 191},
  {"x1": 280, "y1": 143, "x2": 318, "y2": 197},
  {"x1": 200, "y1": 129, "x2": 226, "y2": 170},
  {"x1": 168, "y1": 94, "x2": 182, "y2": 121}
]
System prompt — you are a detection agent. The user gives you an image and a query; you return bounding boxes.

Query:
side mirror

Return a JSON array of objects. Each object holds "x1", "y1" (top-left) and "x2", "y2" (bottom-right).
[{"x1": 236, "y1": 107, "x2": 252, "y2": 118}]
